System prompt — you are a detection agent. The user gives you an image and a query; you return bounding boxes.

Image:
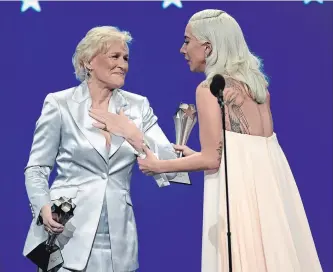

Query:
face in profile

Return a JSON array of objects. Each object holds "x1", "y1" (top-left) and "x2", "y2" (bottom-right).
[
  {"x1": 180, "y1": 24, "x2": 208, "y2": 73},
  {"x1": 88, "y1": 40, "x2": 129, "y2": 89}
]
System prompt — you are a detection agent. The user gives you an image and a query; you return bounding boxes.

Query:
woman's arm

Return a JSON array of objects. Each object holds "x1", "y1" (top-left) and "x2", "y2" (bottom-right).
[
  {"x1": 139, "y1": 97, "x2": 177, "y2": 181},
  {"x1": 139, "y1": 82, "x2": 223, "y2": 174},
  {"x1": 120, "y1": 97, "x2": 178, "y2": 184},
  {"x1": 25, "y1": 93, "x2": 61, "y2": 224}
]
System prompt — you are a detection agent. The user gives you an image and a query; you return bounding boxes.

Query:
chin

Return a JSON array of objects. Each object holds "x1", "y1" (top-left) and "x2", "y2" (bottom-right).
[
  {"x1": 191, "y1": 67, "x2": 202, "y2": 73},
  {"x1": 116, "y1": 80, "x2": 125, "y2": 88},
  {"x1": 189, "y1": 63, "x2": 203, "y2": 73},
  {"x1": 106, "y1": 81, "x2": 124, "y2": 90},
  {"x1": 111, "y1": 78, "x2": 125, "y2": 89},
  {"x1": 189, "y1": 65, "x2": 196, "y2": 72}
]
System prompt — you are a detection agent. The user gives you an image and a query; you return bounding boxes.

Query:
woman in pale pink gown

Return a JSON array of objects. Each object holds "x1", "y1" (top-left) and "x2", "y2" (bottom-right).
[{"x1": 137, "y1": 9, "x2": 323, "y2": 272}]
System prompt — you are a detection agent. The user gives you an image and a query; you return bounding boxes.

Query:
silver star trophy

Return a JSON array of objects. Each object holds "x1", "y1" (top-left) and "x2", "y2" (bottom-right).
[
  {"x1": 169, "y1": 103, "x2": 197, "y2": 185},
  {"x1": 27, "y1": 197, "x2": 76, "y2": 272}
]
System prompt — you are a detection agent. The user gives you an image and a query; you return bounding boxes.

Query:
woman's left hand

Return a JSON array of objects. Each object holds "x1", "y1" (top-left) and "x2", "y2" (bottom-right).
[
  {"x1": 89, "y1": 108, "x2": 135, "y2": 138},
  {"x1": 137, "y1": 145, "x2": 162, "y2": 175}
]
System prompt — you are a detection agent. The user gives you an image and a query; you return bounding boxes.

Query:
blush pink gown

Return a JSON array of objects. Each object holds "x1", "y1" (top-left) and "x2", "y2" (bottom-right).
[{"x1": 201, "y1": 83, "x2": 323, "y2": 272}]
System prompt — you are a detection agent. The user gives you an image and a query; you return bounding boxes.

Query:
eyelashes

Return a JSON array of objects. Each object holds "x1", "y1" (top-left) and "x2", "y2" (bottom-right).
[{"x1": 109, "y1": 55, "x2": 129, "y2": 61}]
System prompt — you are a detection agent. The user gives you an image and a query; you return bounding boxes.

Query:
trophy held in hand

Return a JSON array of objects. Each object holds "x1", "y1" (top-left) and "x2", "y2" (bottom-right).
[
  {"x1": 27, "y1": 197, "x2": 76, "y2": 272},
  {"x1": 170, "y1": 103, "x2": 197, "y2": 185},
  {"x1": 174, "y1": 103, "x2": 197, "y2": 158}
]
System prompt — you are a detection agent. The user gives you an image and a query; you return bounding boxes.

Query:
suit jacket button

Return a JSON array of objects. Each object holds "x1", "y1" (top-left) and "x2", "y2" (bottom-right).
[{"x1": 102, "y1": 173, "x2": 108, "y2": 179}]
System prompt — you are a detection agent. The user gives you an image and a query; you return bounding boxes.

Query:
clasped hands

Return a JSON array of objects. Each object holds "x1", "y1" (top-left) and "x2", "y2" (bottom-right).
[
  {"x1": 88, "y1": 108, "x2": 196, "y2": 176},
  {"x1": 137, "y1": 144, "x2": 196, "y2": 175}
]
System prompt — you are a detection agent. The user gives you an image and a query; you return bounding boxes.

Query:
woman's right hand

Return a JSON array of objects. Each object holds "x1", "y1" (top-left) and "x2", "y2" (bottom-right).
[
  {"x1": 41, "y1": 204, "x2": 64, "y2": 234},
  {"x1": 172, "y1": 144, "x2": 197, "y2": 157}
]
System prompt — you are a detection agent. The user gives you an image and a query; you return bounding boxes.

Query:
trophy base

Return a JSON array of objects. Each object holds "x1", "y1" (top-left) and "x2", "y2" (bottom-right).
[
  {"x1": 27, "y1": 242, "x2": 64, "y2": 272},
  {"x1": 170, "y1": 172, "x2": 192, "y2": 185}
]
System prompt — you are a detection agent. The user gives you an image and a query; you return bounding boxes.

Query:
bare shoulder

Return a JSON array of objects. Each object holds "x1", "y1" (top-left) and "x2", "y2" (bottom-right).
[
  {"x1": 197, "y1": 77, "x2": 243, "y2": 91},
  {"x1": 224, "y1": 77, "x2": 244, "y2": 94},
  {"x1": 266, "y1": 90, "x2": 271, "y2": 103},
  {"x1": 198, "y1": 80, "x2": 210, "y2": 89},
  {"x1": 195, "y1": 80, "x2": 213, "y2": 99},
  {"x1": 222, "y1": 77, "x2": 246, "y2": 106}
]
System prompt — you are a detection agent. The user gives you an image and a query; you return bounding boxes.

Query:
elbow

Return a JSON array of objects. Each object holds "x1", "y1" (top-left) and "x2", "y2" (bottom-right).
[
  {"x1": 206, "y1": 160, "x2": 220, "y2": 170},
  {"x1": 24, "y1": 166, "x2": 50, "y2": 187},
  {"x1": 202, "y1": 153, "x2": 221, "y2": 170}
]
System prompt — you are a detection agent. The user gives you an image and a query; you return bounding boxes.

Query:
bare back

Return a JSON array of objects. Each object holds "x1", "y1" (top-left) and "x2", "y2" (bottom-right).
[{"x1": 223, "y1": 77, "x2": 273, "y2": 137}]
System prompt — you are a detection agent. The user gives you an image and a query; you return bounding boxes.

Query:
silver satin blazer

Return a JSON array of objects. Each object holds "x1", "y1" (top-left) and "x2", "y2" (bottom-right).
[{"x1": 23, "y1": 82, "x2": 177, "y2": 271}]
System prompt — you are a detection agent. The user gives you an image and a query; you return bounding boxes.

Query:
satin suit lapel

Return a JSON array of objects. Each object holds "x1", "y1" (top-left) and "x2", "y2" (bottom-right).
[
  {"x1": 107, "y1": 88, "x2": 130, "y2": 159},
  {"x1": 67, "y1": 82, "x2": 130, "y2": 164}
]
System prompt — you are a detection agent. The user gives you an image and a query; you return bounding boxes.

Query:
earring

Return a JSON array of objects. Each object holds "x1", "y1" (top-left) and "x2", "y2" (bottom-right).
[{"x1": 85, "y1": 67, "x2": 92, "y2": 79}]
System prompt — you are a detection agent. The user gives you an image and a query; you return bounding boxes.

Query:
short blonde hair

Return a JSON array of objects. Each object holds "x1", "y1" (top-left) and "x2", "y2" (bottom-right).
[{"x1": 72, "y1": 26, "x2": 133, "y2": 81}]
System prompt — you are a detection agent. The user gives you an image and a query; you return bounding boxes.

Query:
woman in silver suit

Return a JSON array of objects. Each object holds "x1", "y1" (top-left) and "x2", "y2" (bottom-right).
[{"x1": 23, "y1": 26, "x2": 177, "y2": 272}]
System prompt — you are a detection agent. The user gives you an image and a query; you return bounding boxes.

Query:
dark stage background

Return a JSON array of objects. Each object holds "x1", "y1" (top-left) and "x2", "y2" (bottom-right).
[{"x1": 0, "y1": 1, "x2": 332, "y2": 271}]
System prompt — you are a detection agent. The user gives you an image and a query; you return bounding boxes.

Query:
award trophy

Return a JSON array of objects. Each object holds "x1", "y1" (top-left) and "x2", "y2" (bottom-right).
[
  {"x1": 27, "y1": 197, "x2": 76, "y2": 272},
  {"x1": 169, "y1": 103, "x2": 197, "y2": 185},
  {"x1": 173, "y1": 103, "x2": 197, "y2": 158}
]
